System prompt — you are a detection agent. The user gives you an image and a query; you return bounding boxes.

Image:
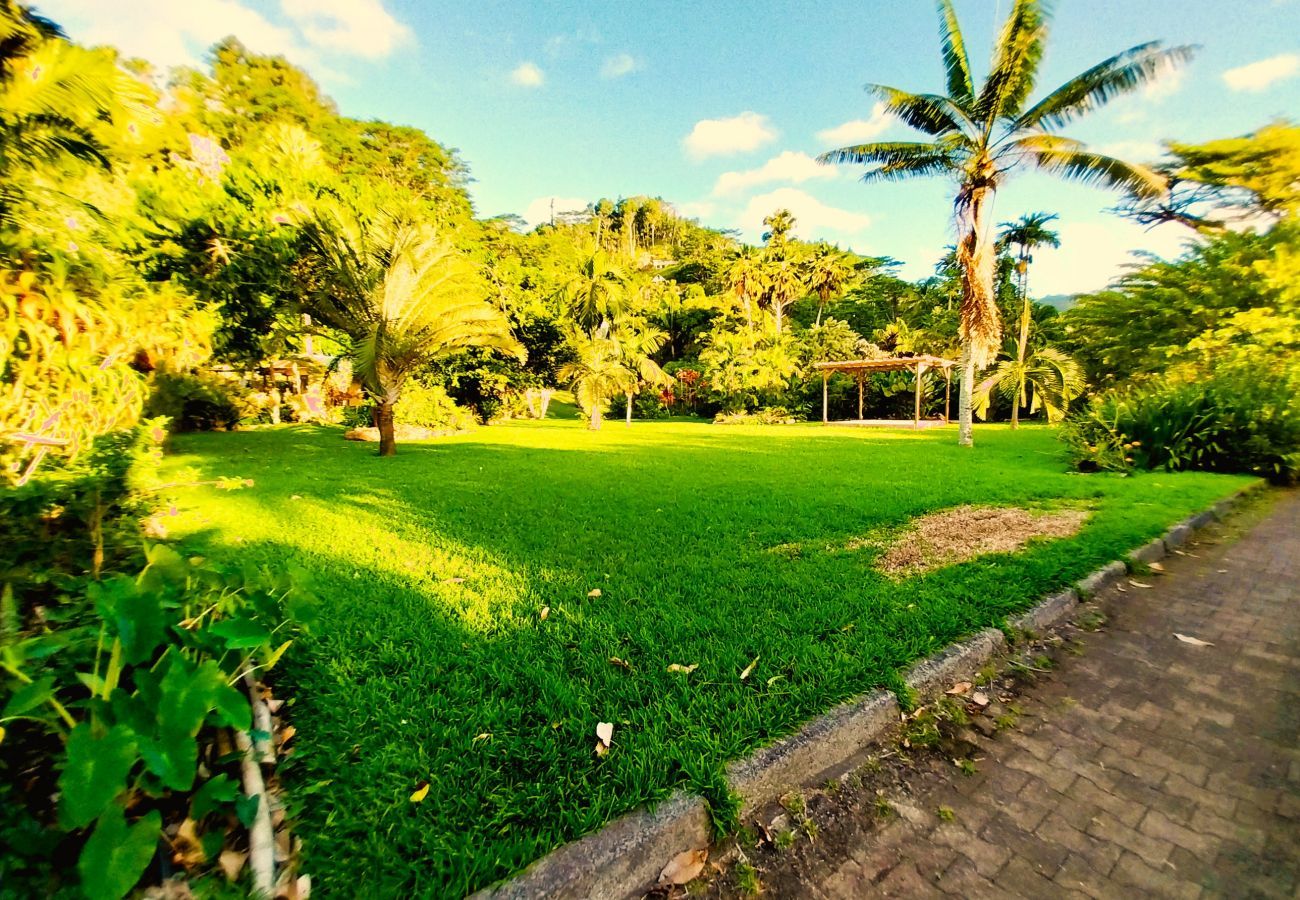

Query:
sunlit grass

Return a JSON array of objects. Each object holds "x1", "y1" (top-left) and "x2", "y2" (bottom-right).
[{"x1": 161, "y1": 414, "x2": 1248, "y2": 896}]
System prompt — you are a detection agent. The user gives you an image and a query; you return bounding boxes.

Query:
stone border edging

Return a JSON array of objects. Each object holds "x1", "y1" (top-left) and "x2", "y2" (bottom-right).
[{"x1": 469, "y1": 480, "x2": 1265, "y2": 900}]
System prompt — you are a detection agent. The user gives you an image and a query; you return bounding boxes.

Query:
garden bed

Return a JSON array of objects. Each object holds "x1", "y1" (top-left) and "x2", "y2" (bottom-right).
[{"x1": 160, "y1": 420, "x2": 1249, "y2": 896}]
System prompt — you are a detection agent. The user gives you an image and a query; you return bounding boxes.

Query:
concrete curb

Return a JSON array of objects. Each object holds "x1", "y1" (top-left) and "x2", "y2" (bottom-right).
[
  {"x1": 726, "y1": 690, "x2": 899, "y2": 813},
  {"x1": 903, "y1": 628, "x2": 1007, "y2": 702},
  {"x1": 1011, "y1": 588, "x2": 1080, "y2": 635},
  {"x1": 470, "y1": 791, "x2": 709, "y2": 900},
  {"x1": 467, "y1": 481, "x2": 1264, "y2": 899}
]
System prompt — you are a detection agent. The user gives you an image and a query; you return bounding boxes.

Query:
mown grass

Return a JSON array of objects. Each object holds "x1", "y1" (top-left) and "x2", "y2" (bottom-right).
[{"x1": 159, "y1": 411, "x2": 1249, "y2": 896}]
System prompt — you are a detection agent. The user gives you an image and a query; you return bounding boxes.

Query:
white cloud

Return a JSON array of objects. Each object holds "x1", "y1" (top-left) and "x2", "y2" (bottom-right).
[
  {"x1": 712, "y1": 150, "x2": 838, "y2": 196},
  {"x1": 1032, "y1": 220, "x2": 1188, "y2": 296},
  {"x1": 816, "y1": 103, "x2": 893, "y2": 145},
  {"x1": 521, "y1": 195, "x2": 588, "y2": 227},
  {"x1": 600, "y1": 52, "x2": 638, "y2": 79},
  {"x1": 676, "y1": 200, "x2": 715, "y2": 221},
  {"x1": 510, "y1": 61, "x2": 545, "y2": 88},
  {"x1": 40, "y1": 0, "x2": 412, "y2": 78},
  {"x1": 1140, "y1": 65, "x2": 1185, "y2": 101},
  {"x1": 280, "y1": 0, "x2": 412, "y2": 59},
  {"x1": 738, "y1": 187, "x2": 871, "y2": 241},
  {"x1": 1223, "y1": 53, "x2": 1300, "y2": 92},
  {"x1": 682, "y1": 111, "x2": 777, "y2": 160}
]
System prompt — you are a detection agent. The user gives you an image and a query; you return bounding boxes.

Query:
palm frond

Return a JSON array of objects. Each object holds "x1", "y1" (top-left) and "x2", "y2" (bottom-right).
[
  {"x1": 975, "y1": 0, "x2": 1050, "y2": 124},
  {"x1": 1016, "y1": 43, "x2": 1197, "y2": 130},
  {"x1": 936, "y1": 0, "x2": 975, "y2": 103},
  {"x1": 866, "y1": 85, "x2": 974, "y2": 136},
  {"x1": 1024, "y1": 148, "x2": 1167, "y2": 198}
]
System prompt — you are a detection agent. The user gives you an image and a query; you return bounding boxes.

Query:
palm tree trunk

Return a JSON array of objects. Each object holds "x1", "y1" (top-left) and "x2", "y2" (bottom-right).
[
  {"x1": 626, "y1": 392, "x2": 633, "y2": 426},
  {"x1": 590, "y1": 405, "x2": 602, "y2": 430},
  {"x1": 376, "y1": 399, "x2": 397, "y2": 456},
  {"x1": 1010, "y1": 394, "x2": 1020, "y2": 429},
  {"x1": 958, "y1": 342, "x2": 975, "y2": 447}
]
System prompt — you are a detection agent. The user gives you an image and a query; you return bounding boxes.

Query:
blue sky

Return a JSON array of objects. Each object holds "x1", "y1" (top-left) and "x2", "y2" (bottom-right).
[{"x1": 44, "y1": 0, "x2": 1300, "y2": 294}]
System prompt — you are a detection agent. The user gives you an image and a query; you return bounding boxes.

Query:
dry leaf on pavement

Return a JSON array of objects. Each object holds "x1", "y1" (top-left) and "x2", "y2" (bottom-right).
[
  {"x1": 946, "y1": 682, "x2": 972, "y2": 695},
  {"x1": 1174, "y1": 633, "x2": 1214, "y2": 647},
  {"x1": 659, "y1": 848, "x2": 708, "y2": 885}
]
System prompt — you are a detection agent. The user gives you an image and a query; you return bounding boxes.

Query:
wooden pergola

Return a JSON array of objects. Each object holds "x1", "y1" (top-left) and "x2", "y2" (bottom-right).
[{"x1": 813, "y1": 355, "x2": 958, "y2": 428}]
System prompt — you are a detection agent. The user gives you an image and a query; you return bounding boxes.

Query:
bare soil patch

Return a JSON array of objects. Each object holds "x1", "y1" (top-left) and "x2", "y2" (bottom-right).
[{"x1": 871, "y1": 505, "x2": 1090, "y2": 576}]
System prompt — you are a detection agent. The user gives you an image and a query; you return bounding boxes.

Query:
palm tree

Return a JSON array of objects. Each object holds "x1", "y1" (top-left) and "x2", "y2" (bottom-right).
[
  {"x1": 609, "y1": 318, "x2": 671, "y2": 425},
  {"x1": 299, "y1": 211, "x2": 523, "y2": 456},
  {"x1": 560, "y1": 249, "x2": 628, "y2": 337},
  {"x1": 818, "y1": 0, "x2": 1193, "y2": 446},
  {"x1": 761, "y1": 208, "x2": 796, "y2": 245},
  {"x1": 762, "y1": 256, "x2": 804, "y2": 337},
  {"x1": 0, "y1": 1, "x2": 126, "y2": 226},
  {"x1": 725, "y1": 248, "x2": 764, "y2": 336},
  {"x1": 974, "y1": 345, "x2": 1085, "y2": 427},
  {"x1": 558, "y1": 329, "x2": 633, "y2": 430},
  {"x1": 998, "y1": 212, "x2": 1060, "y2": 310},
  {"x1": 805, "y1": 243, "x2": 853, "y2": 325}
]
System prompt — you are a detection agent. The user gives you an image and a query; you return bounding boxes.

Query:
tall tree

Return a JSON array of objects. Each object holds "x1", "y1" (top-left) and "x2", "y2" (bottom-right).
[
  {"x1": 805, "y1": 242, "x2": 854, "y2": 325},
  {"x1": 560, "y1": 249, "x2": 628, "y2": 337},
  {"x1": 726, "y1": 248, "x2": 763, "y2": 336},
  {"x1": 998, "y1": 212, "x2": 1059, "y2": 309},
  {"x1": 819, "y1": 0, "x2": 1192, "y2": 446},
  {"x1": 299, "y1": 210, "x2": 523, "y2": 455}
]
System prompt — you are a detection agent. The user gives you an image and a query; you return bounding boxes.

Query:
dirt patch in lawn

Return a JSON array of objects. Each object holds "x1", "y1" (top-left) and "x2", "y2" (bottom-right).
[{"x1": 870, "y1": 505, "x2": 1090, "y2": 576}]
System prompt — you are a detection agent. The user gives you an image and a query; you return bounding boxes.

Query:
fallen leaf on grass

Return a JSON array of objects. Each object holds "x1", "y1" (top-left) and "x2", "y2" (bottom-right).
[
  {"x1": 1128, "y1": 580, "x2": 1153, "y2": 589},
  {"x1": 595, "y1": 721, "x2": 614, "y2": 756},
  {"x1": 667, "y1": 663, "x2": 698, "y2": 674},
  {"x1": 946, "y1": 682, "x2": 972, "y2": 696},
  {"x1": 442, "y1": 577, "x2": 465, "y2": 584},
  {"x1": 609, "y1": 657, "x2": 633, "y2": 671},
  {"x1": 277, "y1": 725, "x2": 297, "y2": 746},
  {"x1": 409, "y1": 782, "x2": 430, "y2": 803},
  {"x1": 1174, "y1": 633, "x2": 1214, "y2": 647},
  {"x1": 766, "y1": 674, "x2": 784, "y2": 687},
  {"x1": 218, "y1": 849, "x2": 247, "y2": 881},
  {"x1": 740, "y1": 655, "x2": 760, "y2": 681},
  {"x1": 659, "y1": 848, "x2": 708, "y2": 885},
  {"x1": 539, "y1": 606, "x2": 549, "y2": 621},
  {"x1": 473, "y1": 733, "x2": 492, "y2": 744},
  {"x1": 587, "y1": 588, "x2": 602, "y2": 598}
]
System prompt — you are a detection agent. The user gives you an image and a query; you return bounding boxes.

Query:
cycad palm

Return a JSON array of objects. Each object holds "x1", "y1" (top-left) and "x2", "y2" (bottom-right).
[
  {"x1": 299, "y1": 210, "x2": 523, "y2": 455},
  {"x1": 0, "y1": 1, "x2": 134, "y2": 226},
  {"x1": 819, "y1": 0, "x2": 1193, "y2": 446},
  {"x1": 975, "y1": 346, "x2": 1085, "y2": 427}
]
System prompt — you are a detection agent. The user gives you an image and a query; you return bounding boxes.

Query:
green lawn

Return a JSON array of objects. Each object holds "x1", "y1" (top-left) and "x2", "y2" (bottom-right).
[{"x1": 160, "y1": 413, "x2": 1249, "y2": 896}]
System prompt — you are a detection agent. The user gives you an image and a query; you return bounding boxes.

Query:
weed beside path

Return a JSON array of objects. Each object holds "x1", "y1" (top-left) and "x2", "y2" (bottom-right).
[{"x1": 161, "y1": 420, "x2": 1250, "y2": 896}]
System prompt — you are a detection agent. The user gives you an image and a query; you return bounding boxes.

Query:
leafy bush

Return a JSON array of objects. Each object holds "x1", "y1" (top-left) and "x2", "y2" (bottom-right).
[
  {"x1": 1062, "y1": 371, "x2": 1300, "y2": 483},
  {"x1": 144, "y1": 370, "x2": 242, "y2": 432},
  {"x1": 0, "y1": 546, "x2": 317, "y2": 898},
  {"x1": 346, "y1": 382, "x2": 477, "y2": 431},
  {"x1": 713, "y1": 406, "x2": 798, "y2": 425}
]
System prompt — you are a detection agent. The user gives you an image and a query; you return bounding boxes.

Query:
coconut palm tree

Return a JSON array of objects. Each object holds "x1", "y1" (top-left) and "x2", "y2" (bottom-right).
[
  {"x1": 974, "y1": 345, "x2": 1085, "y2": 427},
  {"x1": 762, "y1": 256, "x2": 805, "y2": 337},
  {"x1": 805, "y1": 243, "x2": 853, "y2": 325},
  {"x1": 609, "y1": 318, "x2": 671, "y2": 425},
  {"x1": 725, "y1": 248, "x2": 764, "y2": 336},
  {"x1": 761, "y1": 208, "x2": 796, "y2": 245},
  {"x1": 998, "y1": 212, "x2": 1060, "y2": 309},
  {"x1": 818, "y1": 0, "x2": 1193, "y2": 446},
  {"x1": 299, "y1": 211, "x2": 523, "y2": 456},
  {"x1": 558, "y1": 329, "x2": 633, "y2": 430},
  {"x1": 560, "y1": 249, "x2": 628, "y2": 337}
]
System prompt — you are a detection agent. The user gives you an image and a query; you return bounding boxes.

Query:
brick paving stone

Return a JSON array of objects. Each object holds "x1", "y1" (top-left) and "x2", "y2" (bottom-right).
[{"x1": 746, "y1": 492, "x2": 1300, "y2": 898}]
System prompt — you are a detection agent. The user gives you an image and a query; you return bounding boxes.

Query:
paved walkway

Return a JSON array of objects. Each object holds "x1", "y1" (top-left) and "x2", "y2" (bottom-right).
[{"x1": 764, "y1": 493, "x2": 1300, "y2": 898}]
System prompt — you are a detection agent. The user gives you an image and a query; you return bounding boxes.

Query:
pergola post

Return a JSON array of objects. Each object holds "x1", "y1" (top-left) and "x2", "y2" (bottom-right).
[
  {"x1": 856, "y1": 373, "x2": 864, "y2": 421},
  {"x1": 913, "y1": 361, "x2": 923, "y2": 428},
  {"x1": 822, "y1": 372, "x2": 829, "y2": 424},
  {"x1": 944, "y1": 367, "x2": 952, "y2": 424}
]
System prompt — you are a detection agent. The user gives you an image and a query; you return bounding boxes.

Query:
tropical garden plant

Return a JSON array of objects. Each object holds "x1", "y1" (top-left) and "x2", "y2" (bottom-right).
[
  {"x1": 298, "y1": 209, "x2": 523, "y2": 455},
  {"x1": 819, "y1": 0, "x2": 1193, "y2": 446}
]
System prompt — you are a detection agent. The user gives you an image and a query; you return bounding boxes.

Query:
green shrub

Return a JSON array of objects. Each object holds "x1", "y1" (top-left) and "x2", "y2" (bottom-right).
[
  {"x1": 1062, "y1": 371, "x2": 1300, "y2": 483},
  {"x1": 713, "y1": 406, "x2": 798, "y2": 425},
  {"x1": 144, "y1": 371, "x2": 242, "y2": 432},
  {"x1": 346, "y1": 382, "x2": 477, "y2": 431}
]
